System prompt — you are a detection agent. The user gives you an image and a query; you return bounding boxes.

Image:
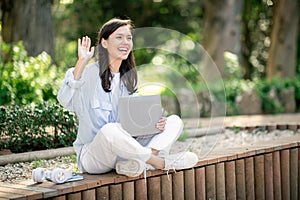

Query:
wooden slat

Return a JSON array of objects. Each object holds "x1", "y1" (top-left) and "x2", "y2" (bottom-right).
[
  {"x1": 0, "y1": 191, "x2": 26, "y2": 200},
  {"x1": 264, "y1": 153, "x2": 274, "y2": 200},
  {"x1": 109, "y1": 184, "x2": 122, "y2": 199},
  {"x1": 205, "y1": 165, "x2": 216, "y2": 200},
  {"x1": 161, "y1": 175, "x2": 172, "y2": 200},
  {"x1": 96, "y1": 186, "x2": 109, "y2": 200},
  {"x1": 290, "y1": 148, "x2": 298, "y2": 200},
  {"x1": 281, "y1": 149, "x2": 290, "y2": 200},
  {"x1": 135, "y1": 179, "x2": 147, "y2": 200},
  {"x1": 51, "y1": 196, "x2": 66, "y2": 200},
  {"x1": 254, "y1": 155, "x2": 265, "y2": 200},
  {"x1": 225, "y1": 161, "x2": 236, "y2": 199},
  {"x1": 83, "y1": 172, "x2": 116, "y2": 186},
  {"x1": 298, "y1": 148, "x2": 300, "y2": 200},
  {"x1": 172, "y1": 171, "x2": 184, "y2": 200},
  {"x1": 273, "y1": 151, "x2": 282, "y2": 200},
  {"x1": 122, "y1": 181, "x2": 134, "y2": 200},
  {"x1": 82, "y1": 189, "x2": 95, "y2": 200},
  {"x1": 0, "y1": 183, "x2": 58, "y2": 199},
  {"x1": 245, "y1": 157, "x2": 255, "y2": 200},
  {"x1": 148, "y1": 176, "x2": 161, "y2": 200},
  {"x1": 0, "y1": 186, "x2": 42, "y2": 200},
  {"x1": 195, "y1": 167, "x2": 206, "y2": 200},
  {"x1": 53, "y1": 180, "x2": 89, "y2": 194},
  {"x1": 33, "y1": 181, "x2": 72, "y2": 196},
  {"x1": 184, "y1": 169, "x2": 195, "y2": 200},
  {"x1": 215, "y1": 163, "x2": 225, "y2": 200},
  {"x1": 236, "y1": 159, "x2": 246, "y2": 200},
  {"x1": 66, "y1": 192, "x2": 81, "y2": 200}
]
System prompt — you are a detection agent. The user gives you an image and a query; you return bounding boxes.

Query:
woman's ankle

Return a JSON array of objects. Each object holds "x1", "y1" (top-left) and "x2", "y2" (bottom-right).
[
  {"x1": 151, "y1": 148, "x2": 160, "y2": 155},
  {"x1": 146, "y1": 156, "x2": 165, "y2": 169}
]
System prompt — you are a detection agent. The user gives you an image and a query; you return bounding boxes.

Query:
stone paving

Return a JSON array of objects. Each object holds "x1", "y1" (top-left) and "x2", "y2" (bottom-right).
[{"x1": 183, "y1": 113, "x2": 300, "y2": 129}]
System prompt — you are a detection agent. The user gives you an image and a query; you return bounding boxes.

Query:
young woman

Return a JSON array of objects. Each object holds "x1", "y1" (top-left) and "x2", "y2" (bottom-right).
[{"x1": 58, "y1": 18, "x2": 198, "y2": 177}]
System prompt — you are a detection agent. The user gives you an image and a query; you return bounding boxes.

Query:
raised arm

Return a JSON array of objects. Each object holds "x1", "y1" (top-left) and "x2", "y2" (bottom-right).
[{"x1": 57, "y1": 36, "x2": 94, "y2": 111}]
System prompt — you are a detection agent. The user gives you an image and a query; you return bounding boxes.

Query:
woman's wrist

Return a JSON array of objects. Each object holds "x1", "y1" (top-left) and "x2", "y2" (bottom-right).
[{"x1": 73, "y1": 58, "x2": 89, "y2": 80}]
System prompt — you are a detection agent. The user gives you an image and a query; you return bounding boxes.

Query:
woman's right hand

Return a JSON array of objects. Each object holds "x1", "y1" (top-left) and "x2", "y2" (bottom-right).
[
  {"x1": 78, "y1": 36, "x2": 95, "y2": 61},
  {"x1": 74, "y1": 36, "x2": 95, "y2": 80}
]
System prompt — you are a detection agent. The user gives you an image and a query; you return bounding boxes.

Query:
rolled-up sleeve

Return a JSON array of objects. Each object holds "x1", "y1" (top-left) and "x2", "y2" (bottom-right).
[{"x1": 57, "y1": 68, "x2": 85, "y2": 111}]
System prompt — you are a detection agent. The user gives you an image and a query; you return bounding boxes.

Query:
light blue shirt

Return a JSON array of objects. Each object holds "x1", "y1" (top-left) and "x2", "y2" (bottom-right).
[{"x1": 57, "y1": 62, "x2": 133, "y2": 171}]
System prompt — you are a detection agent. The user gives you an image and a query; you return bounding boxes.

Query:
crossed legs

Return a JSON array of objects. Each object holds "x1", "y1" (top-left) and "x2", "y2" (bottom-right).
[{"x1": 80, "y1": 115, "x2": 189, "y2": 174}]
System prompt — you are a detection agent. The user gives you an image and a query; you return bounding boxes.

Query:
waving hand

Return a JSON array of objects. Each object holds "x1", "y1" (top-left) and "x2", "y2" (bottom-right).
[
  {"x1": 78, "y1": 36, "x2": 95, "y2": 61},
  {"x1": 73, "y1": 36, "x2": 95, "y2": 80}
]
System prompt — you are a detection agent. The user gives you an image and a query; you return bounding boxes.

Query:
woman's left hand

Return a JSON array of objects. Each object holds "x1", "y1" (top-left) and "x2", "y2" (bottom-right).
[{"x1": 156, "y1": 117, "x2": 167, "y2": 131}]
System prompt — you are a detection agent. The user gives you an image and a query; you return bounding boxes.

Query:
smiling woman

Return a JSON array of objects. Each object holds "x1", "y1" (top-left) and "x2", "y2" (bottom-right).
[{"x1": 57, "y1": 18, "x2": 198, "y2": 178}]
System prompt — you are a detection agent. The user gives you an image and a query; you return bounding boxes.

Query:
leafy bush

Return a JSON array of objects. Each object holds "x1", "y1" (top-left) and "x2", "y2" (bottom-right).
[
  {"x1": 0, "y1": 41, "x2": 63, "y2": 105},
  {"x1": 223, "y1": 77, "x2": 300, "y2": 115},
  {"x1": 197, "y1": 75, "x2": 300, "y2": 116},
  {"x1": 0, "y1": 102, "x2": 78, "y2": 153}
]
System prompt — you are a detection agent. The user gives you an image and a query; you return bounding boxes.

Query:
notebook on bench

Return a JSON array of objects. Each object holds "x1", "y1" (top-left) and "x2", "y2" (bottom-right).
[{"x1": 118, "y1": 94, "x2": 162, "y2": 137}]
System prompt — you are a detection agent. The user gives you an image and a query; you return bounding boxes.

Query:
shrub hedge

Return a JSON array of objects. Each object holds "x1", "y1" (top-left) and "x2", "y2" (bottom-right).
[{"x1": 0, "y1": 102, "x2": 78, "y2": 153}]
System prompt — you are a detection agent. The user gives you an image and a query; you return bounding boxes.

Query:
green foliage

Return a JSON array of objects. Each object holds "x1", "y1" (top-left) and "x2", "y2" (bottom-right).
[
  {"x1": 53, "y1": 0, "x2": 204, "y2": 72},
  {"x1": 0, "y1": 102, "x2": 78, "y2": 153},
  {"x1": 32, "y1": 159, "x2": 47, "y2": 168},
  {"x1": 254, "y1": 76, "x2": 300, "y2": 114},
  {"x1": 225, "y1": 76, "x2": 300, "y2": 115},
  {"x1": 195, "y1": 74, "x2": 300, "y2": 116},
  {"x1": 233, "y1": 126, "x2": 241, "y2": 134},
  {"x1": 0, "y1": 41, "x2": 63, "y2": 105},
  {"x1": 178, "y1": 130, "x2": 189, "y2": 142},
  {"x1": 255, "y1": 78, "x2": 284, "y2": 114},
  {"x1": 224, "y1": 51, "x2": 243, "y2": 80}
]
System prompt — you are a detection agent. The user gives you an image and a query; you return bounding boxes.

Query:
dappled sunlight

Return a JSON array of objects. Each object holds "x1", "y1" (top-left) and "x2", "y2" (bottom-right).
[{"x1": 138, "y1": 83, "x2": 165, "y2": 96}]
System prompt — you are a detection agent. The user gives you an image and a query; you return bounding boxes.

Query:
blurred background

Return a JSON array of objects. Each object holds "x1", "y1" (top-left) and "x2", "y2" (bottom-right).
[{"x1": 0, "y1": 0, "x2": 300, "y2": 117}]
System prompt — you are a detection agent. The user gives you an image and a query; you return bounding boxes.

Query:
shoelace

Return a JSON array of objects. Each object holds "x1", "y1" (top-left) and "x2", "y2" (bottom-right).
[
  {"x1": 165, "y1": 166, "x2": 176, "y2": 180},
  {"x1": 143, "y1": 168, "x2": 147, "y2": 183},
  {"x1": 142, "y1": 163, "x2": 178, "y2": 182},
  {"x1": 143, "y1": 164, "x2": 153, "y2": 183}
]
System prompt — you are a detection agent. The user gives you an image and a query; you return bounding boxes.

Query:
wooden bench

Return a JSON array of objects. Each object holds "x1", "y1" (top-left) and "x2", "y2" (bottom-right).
[{"x1": 1, "y1": 124, "x2": 300, "y2": 199}]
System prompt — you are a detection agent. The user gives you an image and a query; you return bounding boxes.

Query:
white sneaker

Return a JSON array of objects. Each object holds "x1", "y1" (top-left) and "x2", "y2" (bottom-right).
[
  {"x1": 116, "y1": 159, "x2": 145, "y2": 177},
  {"x1": 163, "y1": 152, "x2": 198, "y2": 170}
]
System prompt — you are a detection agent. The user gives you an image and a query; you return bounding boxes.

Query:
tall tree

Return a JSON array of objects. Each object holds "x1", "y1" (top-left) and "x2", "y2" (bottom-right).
[
  {"x1": 1, "y1": 0, "x2": 54, "y2": 58},
  {"x1": 266, "y1": 0, "x2": 300, "y2": 79},
  {"x1": 202, "y1": 0, "x2": 244, "y2": 78},
  {"x1": 241, "y1": 0, "x2": 273, "y2": 79}
]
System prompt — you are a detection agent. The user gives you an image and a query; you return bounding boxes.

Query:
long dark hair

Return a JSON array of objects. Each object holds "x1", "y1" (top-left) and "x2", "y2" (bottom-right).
[{"x1": 97, "y1": 18, "x2": 137, "y2": 94}]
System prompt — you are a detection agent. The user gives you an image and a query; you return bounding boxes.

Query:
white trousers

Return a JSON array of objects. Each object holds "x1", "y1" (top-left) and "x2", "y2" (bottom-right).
[{"x1": 80, "y1": 115, "x2": 183, "y2": 174}]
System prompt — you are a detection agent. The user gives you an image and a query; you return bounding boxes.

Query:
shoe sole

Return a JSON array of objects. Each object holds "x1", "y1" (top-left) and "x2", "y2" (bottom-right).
[
  {"x1": 116, "y1": 159, "x2": 144, "y2": 177},
  {"x1": 164, "y1": 152, "x2": 199, "y2": 170}
]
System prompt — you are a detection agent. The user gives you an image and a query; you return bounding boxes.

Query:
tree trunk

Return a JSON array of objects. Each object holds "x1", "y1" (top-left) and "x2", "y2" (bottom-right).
[
  {"x1": 266, "y1": 0, "x2": 299, "y2": 79},
  {"x1": 202, "y1": 0, "x2": 244, "y2": 78},
  {"x1": 1, "y1": 0, "x2": 54, "y2": 58}
]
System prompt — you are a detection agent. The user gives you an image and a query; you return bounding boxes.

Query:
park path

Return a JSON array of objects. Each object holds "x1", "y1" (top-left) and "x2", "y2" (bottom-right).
[{"x1": 183, "y1": 113, "x2": 300, "y2": 129}]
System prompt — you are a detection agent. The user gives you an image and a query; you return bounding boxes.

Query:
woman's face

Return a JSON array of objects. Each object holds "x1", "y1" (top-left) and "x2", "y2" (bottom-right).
[{"x1": 102, "y1": 25, "x2": 133, "y2": 63}]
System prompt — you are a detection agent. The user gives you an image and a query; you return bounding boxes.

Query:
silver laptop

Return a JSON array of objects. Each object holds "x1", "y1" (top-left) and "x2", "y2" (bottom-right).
[{"x1": 118, "y1": 94, "x2": 162, "y2": 137}]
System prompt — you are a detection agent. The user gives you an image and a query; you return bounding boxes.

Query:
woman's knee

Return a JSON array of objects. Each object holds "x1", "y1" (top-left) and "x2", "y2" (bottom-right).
[
  {"x1": 101, "y1": 123, "x2": 118, "y2": 133},
  {"x1": 167, "y1": 115, "x2": 183, "y2": 127}
]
